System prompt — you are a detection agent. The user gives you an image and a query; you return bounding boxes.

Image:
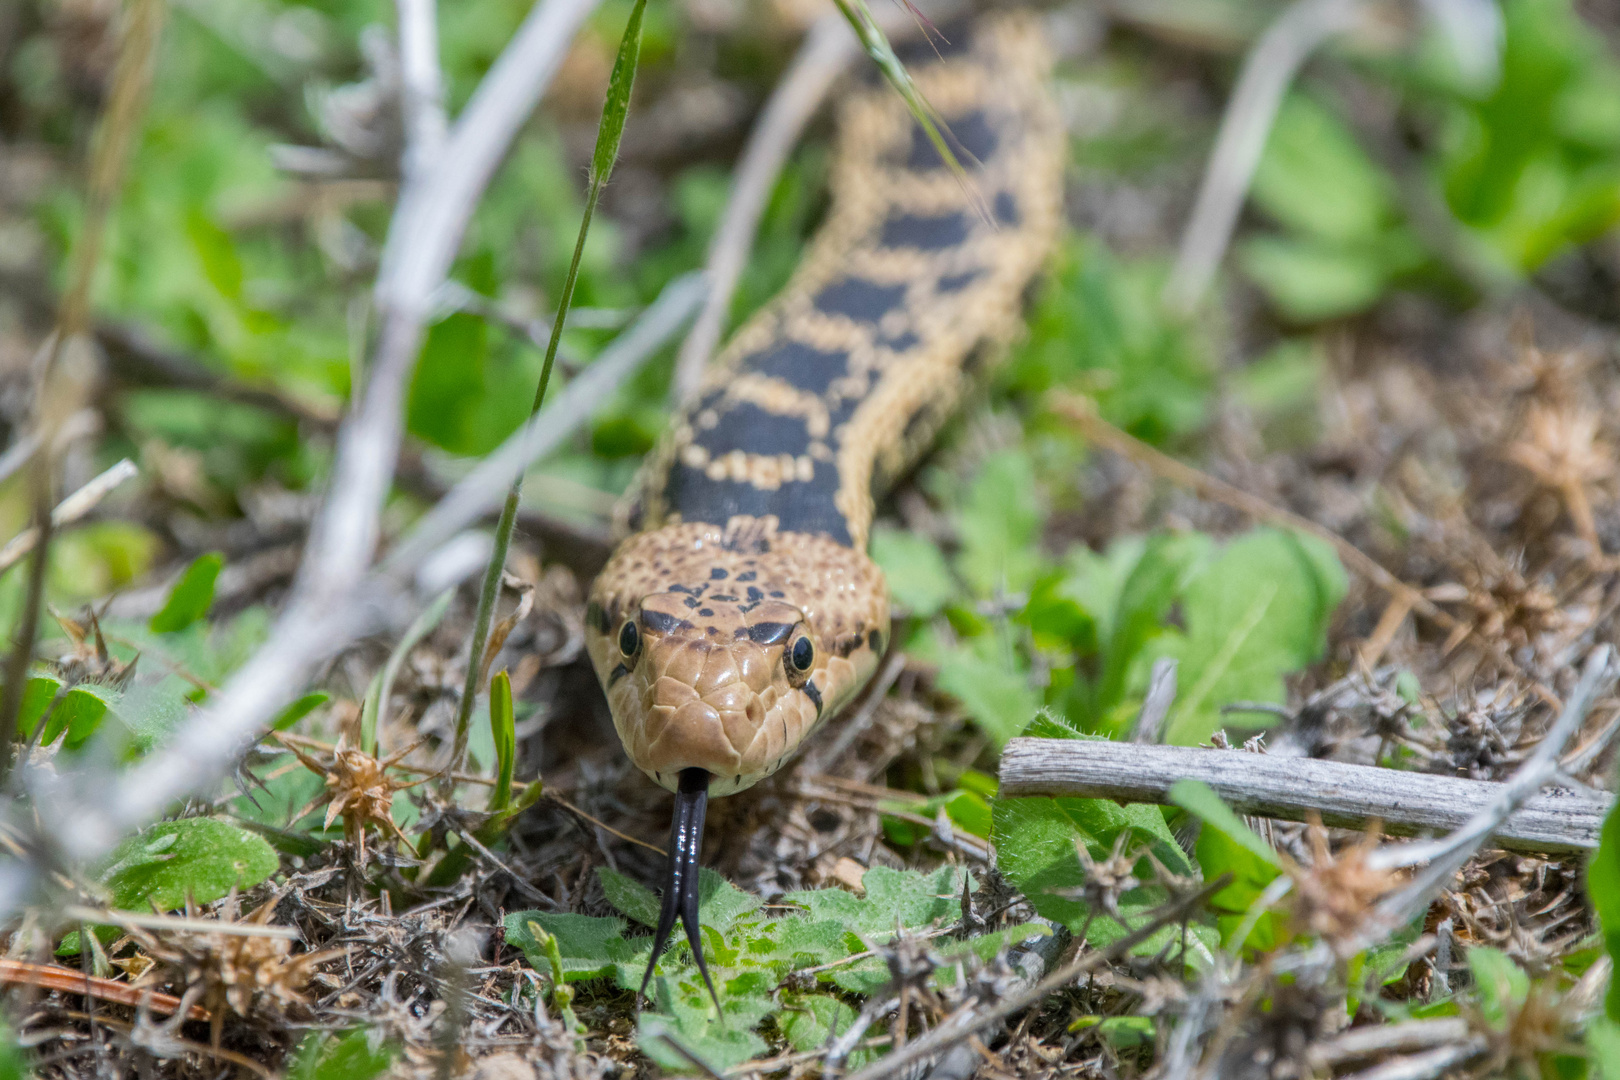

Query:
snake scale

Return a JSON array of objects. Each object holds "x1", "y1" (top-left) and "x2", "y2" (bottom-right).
[{"x1": 583, "y1": 13, "x2": 1064, "y2": 1000}]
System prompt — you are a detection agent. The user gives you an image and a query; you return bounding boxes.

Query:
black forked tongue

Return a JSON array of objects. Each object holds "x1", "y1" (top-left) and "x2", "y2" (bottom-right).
[{"x1": 639, "y1": 768, "x2": 720, "y2": 1011}]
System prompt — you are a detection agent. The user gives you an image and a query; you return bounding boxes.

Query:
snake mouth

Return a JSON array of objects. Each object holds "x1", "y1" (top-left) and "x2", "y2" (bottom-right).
[{"x1": 639, "y1": 767, "x2": 721, "y2": 1011}]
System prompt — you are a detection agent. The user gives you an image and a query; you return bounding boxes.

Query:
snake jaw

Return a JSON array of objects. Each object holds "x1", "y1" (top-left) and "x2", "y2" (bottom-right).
[{"x1": 640, "y1": 767, "x2": 720, "y2": 1012}]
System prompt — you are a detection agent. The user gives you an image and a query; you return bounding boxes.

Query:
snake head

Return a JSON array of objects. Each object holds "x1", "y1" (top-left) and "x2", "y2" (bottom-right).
[{"x1": 586, "y1": 523, "x2": 888, "y2": 797}]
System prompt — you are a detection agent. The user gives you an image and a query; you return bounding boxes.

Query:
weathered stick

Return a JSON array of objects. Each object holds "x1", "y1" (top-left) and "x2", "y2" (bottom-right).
[{"x1": 997, "y1": 738, "x2": 1612, "y2": 854}]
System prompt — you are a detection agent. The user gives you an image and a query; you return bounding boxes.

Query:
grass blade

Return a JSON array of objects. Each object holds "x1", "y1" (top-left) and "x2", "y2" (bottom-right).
[{"x1": 447, "y1": 0, "x2": 649, "y2": 787}]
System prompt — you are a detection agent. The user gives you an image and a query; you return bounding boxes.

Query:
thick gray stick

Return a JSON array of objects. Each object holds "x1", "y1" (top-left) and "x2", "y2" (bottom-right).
[{"x1": 997, "y1": 739, "x2": 1612, "y2": 854}]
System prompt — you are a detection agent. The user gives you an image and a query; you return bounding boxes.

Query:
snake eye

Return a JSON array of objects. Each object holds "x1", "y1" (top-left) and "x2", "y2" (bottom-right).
[
  {"x1": 789, "y1": 635, "x2": 814, "y2": 672},
  {"x1": 618, "y1": 621, "x2": 640, "y2": 657}
]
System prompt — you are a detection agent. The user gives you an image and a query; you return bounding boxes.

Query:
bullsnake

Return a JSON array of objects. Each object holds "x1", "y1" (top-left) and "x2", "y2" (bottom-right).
[{"x1": 582, "y1": 12, "x2": 1064, "y2": 1000}]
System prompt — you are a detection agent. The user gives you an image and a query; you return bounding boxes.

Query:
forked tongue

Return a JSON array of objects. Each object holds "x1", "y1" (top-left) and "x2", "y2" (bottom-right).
[{"x1": 638, "y1": 768, "x2": 720, "y2": 1011}]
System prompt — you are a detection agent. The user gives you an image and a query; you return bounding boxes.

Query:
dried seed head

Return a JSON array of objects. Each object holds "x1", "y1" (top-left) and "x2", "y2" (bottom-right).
[
  {"x1": 281, "y1": 732, "x2": 426, "y2": 863},
  {"x1": 1285, "y1": 819, "x2": 1400, "y2": 956}
]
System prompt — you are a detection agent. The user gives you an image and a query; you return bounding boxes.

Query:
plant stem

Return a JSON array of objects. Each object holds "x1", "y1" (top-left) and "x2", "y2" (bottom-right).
[{"x1": 444, "y1": 0, "x2": 648, "y2": 789}]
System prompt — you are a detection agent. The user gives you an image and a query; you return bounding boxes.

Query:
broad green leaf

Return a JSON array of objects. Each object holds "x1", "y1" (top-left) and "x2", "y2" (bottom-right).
[
  {"x1": 935, "y1": 638, "x2": 1039, "y2": 747},
  {"x1": 599, "y1": 866, "x2": 760, "y2": 932},
  {"x1": 990, "y1": 790, "x2": 1209, "y2": 964},
  {"x1": 956, "y1": 449, "x2": 1043, "y2": 596},
  {"x1": 1588, "y1": 794, "x2": 1620, "y2": 1021},
  {"x1": 785, "y1": 865, "x2": 967, "y2": 937},
  {"x1": 778, "y1": 992, "x2": 863, "y2": 1060},
  {"x1": 150, "y1": 551, "x2": 223, "y2": 634},
  {"x1": 1173, "y1": 781, "x2": 1286, "y2": 951},
  {"x1": 98, "y1": 817, "x2": 279, "y2": 912},
  {"x1": 1237, "y1": 237, "x2": 1394, "y2": 323},
  {"x1": 286, "y1": 1027, "x2": 395, "y2": 1080},
  {"x1": 1252, "y1": 93, "x2": 1397, "y2": 244},
  {"x1": 1158, "y1": 529, "x2": 1345, "y2": 746},
  {"x1": 870, "y1": 526, "x2": 957, "y2": 617},
  {"x1": 504, "y1": 913, "x2": 628, "y2": 982},
  {"x1": 599, "y1": 865, "x2": 661, "y2": 928},
  {"x1": 1091, "y1": 532, "x2": 1212, "y2": 726}
]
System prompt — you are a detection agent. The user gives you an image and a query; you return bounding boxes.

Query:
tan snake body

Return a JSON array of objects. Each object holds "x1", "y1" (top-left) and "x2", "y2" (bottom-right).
[{"x1": 582, "y1": 14, "x2": 1064, "y2": 999}]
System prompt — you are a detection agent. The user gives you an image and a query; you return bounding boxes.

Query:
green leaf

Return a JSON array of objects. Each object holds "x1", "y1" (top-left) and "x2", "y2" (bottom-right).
[
  {"x1": 1590, "y1": 1016, "x2": 1620, "y2": 1078},
  {"x1": 503, "y1": 912, "x2": 628, "y2": 982},
  {"x1": 935, "y1": 638, "x2": 1039, "y2": 747},
  {"x1": 286, "y1": 1027, "x2": 395, "y2": 1080},
  {"x1": 1252, "y1": 93, "x2": 1397, "y2": 243},
  {"x1": 489, "y1": 670, "x2": 516, "y2": 812},
  {"x1": 1168, "y1": 780, "x2": 1281, "y2": 869},
  {"x1": 599, "y1": 866, "x2": 761, "y2": 933},
  {"x1": 1158, "y1": 529, "x2": 1346, "y2": 746},
  {"x1": 600, "y1": 865, "x2": 661, "y2": 928},
  {"x1": 39, "y1": 683, "x2": 117, "y2": 751},
  {"x1": 97, "y1": 817, "x2": 279, "y2": 912},
  {"x1": 1468, "y1": 946, "x2": 1530, "y2": 1029},
  {"x1": 1171, "y1": 780, "x2": 1285, "y2": 950},
  {"x1": 271, "y1": 691, "x2": 328, "y2": 732},
  {"x1": 990, "y1": 790, "x2": 1207, "y2": 962},
  {"x1": 1010, "y1": 242, "x2": 1214, "y2": 443},
  {"x1": 592, "y1": 0, "x2": 647, "y2": 183},
  {"x1": 778, "y1": 992, "x2": 863, "y2": 1059},
  {"x1": 150, "y1": 552, "x2": 223, "y2": 634},
  {"x1": 1237, "y1": 237, "x2": 1391, "y2": 323},
  {"x1": 870, "y1": 526, "x2": 957, "y2": 617},
  {"x1": 786, "y1": 864, "x2": 967, "y2": 937},
  {"x1": 1588, "y1": 793, "x2": 1620, "y2": 1021},
  {"x1": 955, "y1": 450, "x2": 1042, "y2": 596}
]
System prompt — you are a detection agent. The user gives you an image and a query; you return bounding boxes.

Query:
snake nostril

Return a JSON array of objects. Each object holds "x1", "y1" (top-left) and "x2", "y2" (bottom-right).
[{"x1": 746, "y1": 698, "x2": 763, "y2": 727}]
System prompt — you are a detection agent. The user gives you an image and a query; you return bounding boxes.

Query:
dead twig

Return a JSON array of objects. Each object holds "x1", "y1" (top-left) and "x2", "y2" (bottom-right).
[
  {"x1": 997, "y1": 737, "x2": 1612, "y2": 854},
  {"x1": 0, "y1": 459, "x2": 140, "y2": 577},
  {"x1": 0, "y1": 959, "x2": 209, "y2": 1021}
]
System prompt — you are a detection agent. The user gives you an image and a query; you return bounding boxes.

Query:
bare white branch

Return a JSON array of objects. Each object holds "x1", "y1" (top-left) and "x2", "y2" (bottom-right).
[
  {"x1": 0, "y1": 458, "x2": 139, "y2": 576},
  {"x1": 394, "y1": 0, "x2": 448, "y2": 179},
  {"x1": 18, "y1": 0, "x2": 606, "y2": 878},
  {"x1": 1163, "y1": 0, "x2": 1365, "y2": 314},
  {"x1": 388, "y1": 271, "x2": 706, "y2": 574}
]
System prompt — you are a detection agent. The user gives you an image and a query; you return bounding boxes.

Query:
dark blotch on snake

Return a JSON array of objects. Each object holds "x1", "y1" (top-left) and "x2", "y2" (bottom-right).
[
  {"x1": 643, "y1": 611, "x2": 695, "y2": 634},
  {"x1": 814, "y1": 278, "x2": 907, "y2": 323},
  {"x1": 880, "y1": 211, "x2": 970, "y2": 251}
]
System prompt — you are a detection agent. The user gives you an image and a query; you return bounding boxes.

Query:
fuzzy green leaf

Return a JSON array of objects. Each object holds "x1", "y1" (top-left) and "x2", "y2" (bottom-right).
[
  {"x1": 503, "y1": 913, "x2": 628, "y2": 982},
  {"x1": 1587, "y1": 795, "x2": 1620, "y2": 1021},
  {"x1": 98, "y1": 817, "x2": 279, "y2": 912}
]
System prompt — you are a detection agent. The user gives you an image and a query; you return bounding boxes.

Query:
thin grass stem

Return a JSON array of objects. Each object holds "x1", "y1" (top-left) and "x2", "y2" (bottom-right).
[{"x1": 444, "y1": 0, "x2": 649, "y2": 788}]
